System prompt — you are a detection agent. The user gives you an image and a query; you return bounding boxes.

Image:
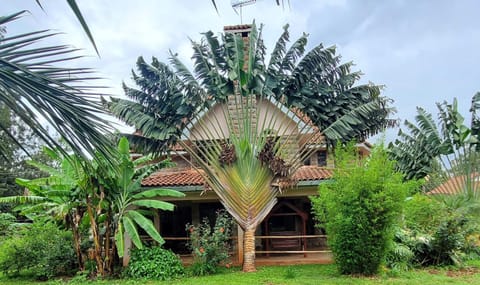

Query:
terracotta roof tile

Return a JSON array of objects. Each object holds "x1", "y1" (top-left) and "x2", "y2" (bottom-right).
[
  {"x1": 142, "y1": 166, "x2": 332, "y2": 187},
  {"x1": 223, "y1": 24, "x2": 253, "y2": 31},
  {"x1": 293, "y1": 166, "x2": 332, "y2": 181},
  {"x1": 427, "y1": 174, "x2": 480, "y2": 195},
  {"x1": 142, "y1": 169, "x2": 205, "y2": 187}
]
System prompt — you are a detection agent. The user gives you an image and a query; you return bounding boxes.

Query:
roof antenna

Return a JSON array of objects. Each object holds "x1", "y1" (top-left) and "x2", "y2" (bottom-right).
[{"x1": 231, "y1": 0, "x2": 256, "y2": 24}]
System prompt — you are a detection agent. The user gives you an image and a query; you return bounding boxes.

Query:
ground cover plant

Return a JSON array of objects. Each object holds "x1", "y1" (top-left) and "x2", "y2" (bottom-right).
[
  {"x1": 1, "y1": 263, "x2": 480, "y2": 285},
  {"x1": 123, "y1": 246, "x2": 184, "y2": 280}
]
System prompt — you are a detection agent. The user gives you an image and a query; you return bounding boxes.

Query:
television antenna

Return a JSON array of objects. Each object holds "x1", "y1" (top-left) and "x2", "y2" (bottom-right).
[{"x1": 231, "y1": 0, "x2": 257, "y2": 24}]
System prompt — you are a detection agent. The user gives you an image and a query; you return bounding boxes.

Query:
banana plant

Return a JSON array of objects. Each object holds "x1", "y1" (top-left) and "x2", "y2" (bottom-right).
[{"x1": 111, "y1": 137, "x2": 185, "y2": 257}]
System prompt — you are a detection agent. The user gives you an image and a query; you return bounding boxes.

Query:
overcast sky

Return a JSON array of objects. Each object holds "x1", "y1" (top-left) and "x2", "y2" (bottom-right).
[{"x1": 3, "y1": 0, "x2": 479, "y2": 141}]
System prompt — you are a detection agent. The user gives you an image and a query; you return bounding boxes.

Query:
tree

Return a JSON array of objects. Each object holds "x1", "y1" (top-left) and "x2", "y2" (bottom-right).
[
  {"x1": 0, "y1": 138, "x2": 184, "y2": 277},
  {"x1": 0, "y1": 11, "x2": 112, "y2": 160},
  {"x1": 311, "y1": 143, "x2": 414, "y2": 275},
  {"x1": 0, "y1": 103, "x2": 55, "y2": 212},
  {"x1": 78, "y1": 137, "x2": 184, "y2": 276},
  {"x1": 0, "y1": 148, "x2": 91, "y2": 272},
  {"x1": 106, "y1": 23, "x2": 395, "y2": 272},
  {"x1": 389, "y1": 93, "x2": 480, "y2": 197}
]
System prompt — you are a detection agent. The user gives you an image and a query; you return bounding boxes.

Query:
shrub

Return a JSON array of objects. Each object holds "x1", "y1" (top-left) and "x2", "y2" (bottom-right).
[
  {"x1": 403, "y1": 194, "x2": 445, "y2": 234},
  {"x1": 311, "y1": 143, "x2": 416, "y2": 275},
  {"x1": 385, "y1": 228, "x2": 415, "y2": 271},
  {"x1": 0, "y1": 213, "x2": 15, "y2": 236},
  {"x1": 123, "y1": 246, "x2": 184, "y2": 280},
  {"x1": 186, "y1": 210, "x2": 234, "y2": 276},
  {"x1": 0, "y1": 222, "x2": 77, "y2": 280}
]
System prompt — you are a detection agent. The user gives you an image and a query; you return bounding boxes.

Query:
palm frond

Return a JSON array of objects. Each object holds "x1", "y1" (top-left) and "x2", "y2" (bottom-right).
[{"x1": 0, "y1": 11, "x2": 113, "y2": 160}]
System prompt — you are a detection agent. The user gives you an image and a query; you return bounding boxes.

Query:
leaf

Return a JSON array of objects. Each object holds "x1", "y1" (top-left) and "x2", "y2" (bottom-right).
[
  {"x1": 132, "y1": 188, "x2": 185, "y2": 199},
  {"x1": 131, "y1": 199, "x2": 175, "y2": 211},
  {"x1": 122, "y1": 216, "x2": 142, "y2": 249},
  {"x1": 117, "y1": 137, "x2": 130, "y2": 156},
  {"x1": 65, "y1": 0, "x2": 99, "y2": 55},
  {"x1": 0, "y1": 11, "x2": 113, "y2": 161},
  {"x1": 128, "y1": 210, "x2": 165, "y2": 246}
]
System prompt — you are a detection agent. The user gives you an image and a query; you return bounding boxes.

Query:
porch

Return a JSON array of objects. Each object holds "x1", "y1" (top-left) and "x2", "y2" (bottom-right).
[{"x1": 163, "y1": 234, "x2": 332, "y2": 266}]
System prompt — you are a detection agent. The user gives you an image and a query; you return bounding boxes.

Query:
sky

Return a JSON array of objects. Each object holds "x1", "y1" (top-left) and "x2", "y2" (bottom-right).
[{"x1": 3, "y1": 0, "x2": 479, "y2": 142}]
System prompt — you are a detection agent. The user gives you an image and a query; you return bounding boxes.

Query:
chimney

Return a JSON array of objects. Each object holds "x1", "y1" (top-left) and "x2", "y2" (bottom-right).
[
  {"x1": 224, "y1": 24, "x2": 252, "y2": 71},
  {"x1": 223, "y1": 24, "x2": 256, "y2": 138}
]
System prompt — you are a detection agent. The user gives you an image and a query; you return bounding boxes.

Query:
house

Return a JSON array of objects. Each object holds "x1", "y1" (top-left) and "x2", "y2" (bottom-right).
[{"x1": 128, "y1": 24, "x2": 372, "y2": 266}]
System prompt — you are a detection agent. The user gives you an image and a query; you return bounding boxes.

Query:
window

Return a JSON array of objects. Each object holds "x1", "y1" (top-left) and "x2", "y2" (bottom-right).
[{"x1": 317, "y1": 150, "x2": 327, "y2": 167}]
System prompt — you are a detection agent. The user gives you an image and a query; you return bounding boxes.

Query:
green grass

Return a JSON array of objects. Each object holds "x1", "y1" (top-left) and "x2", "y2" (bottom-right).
[{"x1": 1, "y1": 263, "x2": 480, "y2": 285}]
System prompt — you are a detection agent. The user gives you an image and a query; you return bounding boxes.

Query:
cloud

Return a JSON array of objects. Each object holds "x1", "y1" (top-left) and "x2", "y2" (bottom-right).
[{"x1": 2, "y1": 0, "x2": 479, "y2": 140}]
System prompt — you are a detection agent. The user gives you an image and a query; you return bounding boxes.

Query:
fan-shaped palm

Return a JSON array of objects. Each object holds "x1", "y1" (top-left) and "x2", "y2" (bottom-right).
[{"x1": 106, "y1": 23, "x2": 395, "y2": 271}]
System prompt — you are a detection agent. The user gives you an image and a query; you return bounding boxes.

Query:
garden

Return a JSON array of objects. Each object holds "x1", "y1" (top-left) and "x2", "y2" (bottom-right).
[{"x1": 1, "y1": 1, "x2": 480, "y2": 284}]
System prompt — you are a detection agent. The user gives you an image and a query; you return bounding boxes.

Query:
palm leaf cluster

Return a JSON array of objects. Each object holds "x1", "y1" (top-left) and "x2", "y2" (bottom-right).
[
  {"x1": 0, "y1": 11, "x2": 112, "y2": 159},
  {"x1": 389, "y1": 94, "x2": 480, "y2": 197},
  {"x1": 106, "y1": 23, "x2": 395, "y2": 156}
]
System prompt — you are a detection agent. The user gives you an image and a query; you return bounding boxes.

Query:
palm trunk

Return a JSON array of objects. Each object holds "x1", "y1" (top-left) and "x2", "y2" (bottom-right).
[{"x1": 242, "y1": 227, "x2": 257, "y2": 272}]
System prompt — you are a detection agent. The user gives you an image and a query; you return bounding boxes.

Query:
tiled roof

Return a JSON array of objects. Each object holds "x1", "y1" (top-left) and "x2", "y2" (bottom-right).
[
  {"x1": 223, "y1": 24, "x2": 252, "y2": 31},
  {"x1": 141, "y1": 165, "x2": 332, "y2": 188},
  {"x1": 142, "y1": 169, "x2": 205, "y2": 187},
  {"x1": 292, "y1": 166, "x2": 332, "y2": 181},
  {"x1": 427, "y1": 174, "x2": 480, "y2": 195}
]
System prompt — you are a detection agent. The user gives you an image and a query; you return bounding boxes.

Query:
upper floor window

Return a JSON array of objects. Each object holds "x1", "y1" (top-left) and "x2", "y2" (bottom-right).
[{"x1": 317, "y1": 150, "x2": 327, "y2": 167}]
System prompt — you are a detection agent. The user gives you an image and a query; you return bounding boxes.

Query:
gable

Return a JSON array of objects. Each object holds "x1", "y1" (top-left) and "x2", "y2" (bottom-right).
[{"x1": 187, "y1": 97, "x2": 307, "y2": 141}]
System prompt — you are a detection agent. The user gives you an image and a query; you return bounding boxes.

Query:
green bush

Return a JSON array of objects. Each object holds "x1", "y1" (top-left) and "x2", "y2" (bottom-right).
[
  {"x1": 123, "y1": 246, "x2": 184, "y2": 280},
  {"x1": 0, "y1": 222, "x2": 77, "y2": 280},
  {"x1": 403, "y1": 194, "x2": 445, "y2": 234},
  {"x1": 311, "y1": 143, "x2": 416, "y2": 275},
  {"x1": 0, "y1": 213, "x2": 15, "y2": 236},
  {"x1": 186, "y1": 210, "x2": 234, "y2": 276}
]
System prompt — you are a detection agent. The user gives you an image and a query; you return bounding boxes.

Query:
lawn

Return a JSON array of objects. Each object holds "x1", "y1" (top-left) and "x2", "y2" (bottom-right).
[{"x1": 1, "y1": 262, "x2": 480, "y2": 285}]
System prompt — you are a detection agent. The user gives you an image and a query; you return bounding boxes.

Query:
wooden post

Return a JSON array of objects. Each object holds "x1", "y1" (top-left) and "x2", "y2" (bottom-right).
[{"x1": 192, "y1": 203, "x2": 200, "y2": 224}]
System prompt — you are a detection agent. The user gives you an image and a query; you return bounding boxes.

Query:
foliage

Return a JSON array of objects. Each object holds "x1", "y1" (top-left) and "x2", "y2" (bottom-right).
[
  {"x1": 123, "y1": 246, "x2": 184, "y2": 280},
  {"x1": 0, "y1": 222, "x2": 77, "y2": 280},
  {"x1": 0, "y1": 11, "x2": 112, "y2": 161},
  {"x1": 0, "y1": 212, "x2": 15, "y2": 236},
  {"x1": 82, "y1": 137, "x2": 184, "y2": 276},
  {"x1": 311, "y1": 142, "x2": 415, "y2": 275},
  {"x1": 0, "y1": 104, "x2": 55, "y2": 212},
  {"x1": 186, "y1": 210, "x2": 234, "y2": 276},
  {"x1": 389, "y1": 194, "x2": 479, "y2": 269},
  {"x1": 385, "y1": 230, "x2": 415, "y2": 272},
  {"x1": 106, "y1": 23, "x2": 395, "y2": 155},
  {"x1": 389, "y1": 94, "x2": 480, "y2": 269},
  {"x1": 107, "y1": 21, "x2": 395, "y2": 273},
  {"x1": 107, "y1": 137, "x2": 185, "y2": 257},
  {"x1": 403, "y1": 194, "x2": 445, "y2": 234},
  {"x1": 5, "y1": 263, "x2": 480, "y2": 285},
  {"x1": 0, "y1": 138, "x2": 184, "y2": 277},
  {"x1": 389, "y1": 93, "x2": 479, "y2": 189}
]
